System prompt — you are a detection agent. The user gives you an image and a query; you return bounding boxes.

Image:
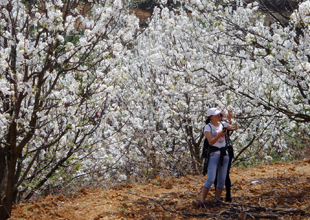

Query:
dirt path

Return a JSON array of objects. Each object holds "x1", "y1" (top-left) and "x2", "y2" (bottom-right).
[
  {"x1": 130, "y1": 9, "x2": 152, "y2": 24},
  {"x1": 10, "y1": 159, "x2": 310, "y2": 219}
]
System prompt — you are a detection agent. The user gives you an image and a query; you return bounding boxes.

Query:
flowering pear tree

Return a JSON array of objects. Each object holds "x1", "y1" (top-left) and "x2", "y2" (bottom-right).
[
  {"x1": 121, "y1": 6, "x2": 228, "y2": 175},
  {"x1": 123, "y1": 0, "x2": 310, "y2": 175},
  {"x1": 0, "y1": 0, "x2": 138, "y2": 219},
  {"x1": 120, "y1": 48, "x2": 207, "y2": 176},
  {"x1": 214, "y1": 0, "x2": 310, "y2": 160},
  {"x1": 189, "y1": 0, "x2": 310, "y2": 157},
  {"x1": 201, "y1": 0, "x2": 310, "y2": 123}
]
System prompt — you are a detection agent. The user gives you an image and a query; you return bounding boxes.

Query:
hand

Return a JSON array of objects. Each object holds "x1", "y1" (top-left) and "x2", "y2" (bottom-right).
[
  {"x1": 219, "y1": 129, "x2": 227, "y2": 137},
  {"x1": 227, "y1": 110, "x2": 233, "y2": 123},
  {"x1": 229, "y1": 123, "x2": 238, "y2": 130}
]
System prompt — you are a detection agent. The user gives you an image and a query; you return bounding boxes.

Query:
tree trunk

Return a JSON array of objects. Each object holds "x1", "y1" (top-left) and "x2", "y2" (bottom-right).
[
  {"x1": 5, "y1": 155, "x2": 17, "y2": 219},
  {"x1": 0, "y1": 152, "x2": 17, "y2": 220},
  {"x1": 0, "y1": 117, "x2": 18, "y2": 220},
  {"x1": 0, "y1": 148, "x2": 9, "y2": 220},
  {"x1": 185, "y1": 125, "x2": 204, "y2": 174}
]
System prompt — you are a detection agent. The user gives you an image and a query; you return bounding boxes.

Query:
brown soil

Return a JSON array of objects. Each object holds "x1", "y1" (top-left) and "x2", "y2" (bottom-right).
[
  {"x1": 9, "y1": 159, "x2": 310, "y2": 219},
  {"x1": 130, "y1": 9, "x2": 152, "y2": 24}
]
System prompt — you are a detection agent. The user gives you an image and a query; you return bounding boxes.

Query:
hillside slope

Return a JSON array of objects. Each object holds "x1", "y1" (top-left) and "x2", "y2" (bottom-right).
[{"x1": 10, "y1": 159, "x2": 310, "y2": 219}]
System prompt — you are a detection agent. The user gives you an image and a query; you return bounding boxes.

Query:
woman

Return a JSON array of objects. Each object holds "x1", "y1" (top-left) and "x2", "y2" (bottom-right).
[
  {"x1": 200, "y1": 108, "x2": 238, "y2": 209},
  {"x1": 214, "y1": 110, "x2": 235, "y2": 202}
]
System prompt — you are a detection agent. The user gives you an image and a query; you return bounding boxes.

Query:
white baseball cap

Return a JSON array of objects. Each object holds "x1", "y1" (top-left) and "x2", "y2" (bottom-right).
[{"x1": 207, "y1": 108, "x2": 224, "y2": 117}]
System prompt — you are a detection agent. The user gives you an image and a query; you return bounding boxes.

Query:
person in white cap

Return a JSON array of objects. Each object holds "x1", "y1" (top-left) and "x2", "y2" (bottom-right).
[{"x1": 200, "y1": 108, "x2": 238, "y2": 209}]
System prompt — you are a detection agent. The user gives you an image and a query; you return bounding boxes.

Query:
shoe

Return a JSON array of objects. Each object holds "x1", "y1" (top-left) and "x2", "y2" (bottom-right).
[
  {"x1": 226, "y1": 197, "x2": 232, "y2": 203},
  {"x1": 200, "y1": 202, "x2": 207, "y2": 209}
]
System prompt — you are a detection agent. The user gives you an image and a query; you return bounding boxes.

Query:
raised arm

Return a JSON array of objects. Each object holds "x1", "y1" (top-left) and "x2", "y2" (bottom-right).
[{"x1": 226, "y1": 110, "x2": 238, "y2": 131}]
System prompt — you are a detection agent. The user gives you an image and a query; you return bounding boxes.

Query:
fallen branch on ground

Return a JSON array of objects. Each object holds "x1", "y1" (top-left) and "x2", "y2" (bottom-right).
[{"x1": 126, "y1": 191, "x2": 307, "y2": 219}]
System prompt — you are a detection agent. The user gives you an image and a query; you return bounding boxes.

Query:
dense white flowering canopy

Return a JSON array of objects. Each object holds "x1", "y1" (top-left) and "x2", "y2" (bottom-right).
[
  {"x1": 121, "y1": 0, "x2": 310, "y2": 173},
  {"x1": 0, "y1": 0, "x2": 139, "y2": 203}
]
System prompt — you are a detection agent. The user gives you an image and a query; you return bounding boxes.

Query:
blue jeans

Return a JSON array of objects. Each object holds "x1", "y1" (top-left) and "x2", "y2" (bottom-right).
[{"x1": 204, "y1": 152, "x2": 229, "y2": 189}]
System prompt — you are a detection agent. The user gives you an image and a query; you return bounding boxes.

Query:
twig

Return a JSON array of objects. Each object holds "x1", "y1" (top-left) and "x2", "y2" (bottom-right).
[
  {"x1": 229, "y1": 201, "x2": 305, "y2": 215},
  {"x1": 127, "y1": 191, "x2": 220, "y2": 217},
  {"x1": 231, "y1": 194, "x2": 310, "y2": 201},
  {"x1": 251, "y1": 213, "x2": 278, "y2": 219},
  {"x1": 52, "y1": 201, "x2": 63, "y2": 207}
]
